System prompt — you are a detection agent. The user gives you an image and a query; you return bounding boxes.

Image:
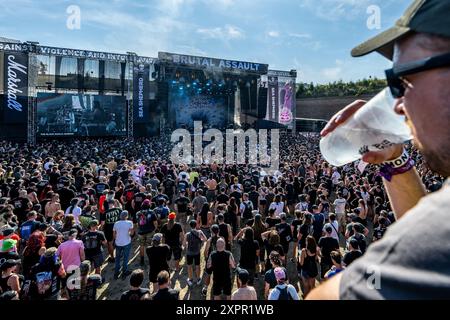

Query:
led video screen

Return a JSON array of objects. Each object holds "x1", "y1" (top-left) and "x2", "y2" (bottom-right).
[{"x1": 37, "y1": 93, "x2": 126, "y2": 137}]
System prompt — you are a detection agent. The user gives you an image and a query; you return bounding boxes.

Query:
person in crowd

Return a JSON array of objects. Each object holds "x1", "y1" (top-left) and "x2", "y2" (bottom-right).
[
  {"x1": 160, "y1": 212, "x2": 184, "y2": 272},
  {"x1": 120, "y1": 269, "x2": 150, "y2": 300},
  {"x1": 151, "y1": 270, "x2": 179, "y2": 300},
  {"x1": 298, "y1": 235, "x2": 319, "y2": 297},
  {"x1": 268, "y1": 267, "x2": 299, "y2": 300},
  {"x1": 231, "y1": 268, "x2": 257, "y2": 300},
  {"x1": 184, "y1": 220, "x2": 207, "y2": 287},
  {"x1": 113, "y1": 211, "x2": 134, "y2": 280},
  {"x1": 146, "y1": 233, "x2": 170, "y2": 293},
  {"x1": 206, "y1": 238, "x2": 235, "y2": 300}
]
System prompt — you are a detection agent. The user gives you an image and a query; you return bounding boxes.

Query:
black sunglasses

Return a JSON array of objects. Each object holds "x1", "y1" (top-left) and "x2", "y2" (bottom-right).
[{"x1": 385, "y1": 52, "x2": 450, "y2": 98}]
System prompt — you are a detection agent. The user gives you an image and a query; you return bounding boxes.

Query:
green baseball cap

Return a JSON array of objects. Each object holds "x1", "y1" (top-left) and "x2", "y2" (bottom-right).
[{"x1": 352, "y1": 0, "x2": 450, "y2": 60}]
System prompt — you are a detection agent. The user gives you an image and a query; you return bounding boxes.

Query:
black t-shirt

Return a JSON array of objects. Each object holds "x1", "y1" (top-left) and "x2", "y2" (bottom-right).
[
  {"x1": 243, "y1": 179, "x2": 255, "y2": 193},
  {"x1": 238, "y1": 239, "x2": 259, "y2": 269},
  {"x1": 152, "y1": 288, "x2": 179, "y2": 301},
  {"x1": 318, "y1": 236, "x2": 340, "y2": 265},
  {"x1": 229, "y1": 191, "x2": 242, "y2": 206},
  {"x1": 67, "y1": 275, "x2": 102, "y2": 300},
  {"x1": 133, "y1": 192, "x2": 147, "y2": 211},
  {"x1": 102, "y1": 208, "x2": 121, "y2": 231},
  {"x1": 298, "y1": 223, "x2": 313, "y2": 249},
  {"x1": 216, "y1": 193, "x2": 230, "y2": 205},
  {"x1": 57, "y1": 188, "x2": 76, "y2": 209},
  {"x1": 160, "y1": 222, "x2": 183, "y2": 247},
  {"x1": 275, "y1": 222, "x2": 292, "y2": 247},
  {"x1": 120, "y1": 288, "x2": 150, "y2": 300},
  {"x1": 343, "y1": 250, "x2": 363, "y2": 266},
  {"x1": 291, "y1": 219, "x2": 302, "y2": 240},
  {"x1": 175, "y1": 196, "x2": 190, "y2": 213},
  {"x1": 265, "y1": 217, "x2": 281, "y2": 229},
  {"x1": 146, "y1": 244, "x2": 171, "y2": 272},
  {"x1": 248, "y1": 191, "x2": 259, "y2": 208},
  {"x1": 82, "y1": 230, "x2": 106, "y2": 257},
  {"x1": 163, "y1": 178, "x2": 175, "y2": 195}
]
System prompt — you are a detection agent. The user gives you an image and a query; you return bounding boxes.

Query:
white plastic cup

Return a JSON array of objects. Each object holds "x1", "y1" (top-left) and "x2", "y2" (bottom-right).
[{"x1": 320, "y1": 88, "x2": 412, "y2": 167}]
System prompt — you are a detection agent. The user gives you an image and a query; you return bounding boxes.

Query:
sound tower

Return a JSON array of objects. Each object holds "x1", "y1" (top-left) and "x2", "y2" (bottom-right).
[{"x1": 257, "y1": 86, "x2": 268, "y2": 119}]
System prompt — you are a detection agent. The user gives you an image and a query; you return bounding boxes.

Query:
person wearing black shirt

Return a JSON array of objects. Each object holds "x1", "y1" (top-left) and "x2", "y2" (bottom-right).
[
  {"x1": 206, "y1": 238, "x2": 235, "y2": 300},
  {"x1": 234, "y1": 227, "x2": 260, "y2": 285},
  {"x1": 265, "y1": 208, "x2": 281, "y2": 229},
  {"x1": 318, "y1": 226, "x2": 340, "y2": 278},
  {"x1": 248, "y1": 186, "x2": 259, "y2": 209},
  {"x1": 151, "y1": 270, "x2": 179, "y2": 301},
  {"x1": 57, "y1": 181, "x2": 75, "y2": 210},
  {"x1": 136, "y1": 200, "x2": 158, "y2": 266},
  {"x1": 162, "y1": 177, "x2": 175, "y2": 204},
  {"x1": 217, "y1": 214, "x2": 232, "y2": 251},
  {"x1": 120, "y1": 269, "x2": 150, "y2": 300},
  {"x1": 216, "y1": 188, "x2": 230, "y2": 205},
  {"x1": 82, "y1": 220, "x2": 107, "y2": 274},
  {"x1": 261, "y1": 230, "x2": 285, "y2": 271},
  {"x1": 275, "y1": 213, "x2": 292, "y2": 257},
  {"x1": 343, "y1": 239, "x2": 363, "y2": 267},
  {"x1": 174, "y1": 190, "x2": 190, "y2": 223},
  {"x1": 67, "y1": 260, "x2": 102, "y2": 300},
  {"x1": 101, "y1": 201, "x2": 121, "y2": 262},
  {"x1": 160, "y1": 214, "x2": 184, "y2": 271},
  {"x1": 146, "y1": 233, "x2": 171, "y2": 293}
]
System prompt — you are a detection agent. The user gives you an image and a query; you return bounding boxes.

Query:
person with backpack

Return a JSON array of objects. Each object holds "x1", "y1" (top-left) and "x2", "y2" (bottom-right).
[
  {"x1": 268, "y1": 267, "x2": 299, "y2": 300},
  {"x1": 154, "y1": 198, "x2": 170, "y2": 230},
  {"x1": 184, "y1": 220, "x2": 207, "y2": 287},
  {"x1": 28, "y1": 247, "x2": 66, "y2": 300},
  {"x1": 136, "y1": 200, "x2": 158, "y2": 266},
  {"x1": 240, "y1": 193, "x2": 254, "y2": 227}
]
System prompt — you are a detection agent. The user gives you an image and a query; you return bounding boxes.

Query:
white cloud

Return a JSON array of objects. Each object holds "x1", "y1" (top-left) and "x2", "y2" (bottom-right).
[
  {"x1": 289, "y1": 33, "x2": 312, "y2": 39},
  {"x1": 299, "y1": 0, "x2": 373, "y2": 21},
  {"x1": 267, "y1": 30, "x2": 280, "y2": 38},
  {"x1": 197, "y1": 25, "x2": 245, "y2": 40}
]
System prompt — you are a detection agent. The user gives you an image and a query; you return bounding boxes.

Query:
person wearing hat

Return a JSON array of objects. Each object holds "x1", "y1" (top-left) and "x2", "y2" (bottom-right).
[
  {"x1": 0, "y1": 259, "x2": 21, "y2": 295},
  {"x1": 146, "y1": 233, "x2": 170, "y2": 293},
  {"x1": 136, "y1": 200, "x2": 157, "y2": 266},
  {"x1": 231, "y1": 268, "x2": 257, "y2": 300},
  {"x1": 160, "y1": 212, "x2": 184, "y2": 272},
  {"x1": 113, "y1": 210, "x2": 134, "y2": 280},
  {"x1": 310, "y1": 0, "x2": 450, "y2": 300},
  {"x1": 268, "y1": 267, "x2": 299, "y2": 300},
  {"x1": 82, "y1": 220, "x2": 106, "y2": 275}
]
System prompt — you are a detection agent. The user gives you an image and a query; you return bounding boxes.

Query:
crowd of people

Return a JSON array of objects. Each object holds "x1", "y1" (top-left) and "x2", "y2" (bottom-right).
[{"x1": 0, "y1": 131, "x2": 444, "y2": 300}]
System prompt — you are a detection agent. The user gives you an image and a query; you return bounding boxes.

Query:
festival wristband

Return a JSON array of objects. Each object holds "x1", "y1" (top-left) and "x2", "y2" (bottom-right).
[
  {"x1": 379, "y1": 158, "x2": 415, "y2": 182},
  {"x1": 382, "y1": 148, "x2": 410, "y2": 168}
]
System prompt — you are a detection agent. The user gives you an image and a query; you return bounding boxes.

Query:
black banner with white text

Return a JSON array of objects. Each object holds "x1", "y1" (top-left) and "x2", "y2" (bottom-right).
[
  {"x1": 3, "y1": 52, "x2": 28, "y2": 124},
  {"x1": 133, "y1": 63, "x2": 150, "y2": 123}
]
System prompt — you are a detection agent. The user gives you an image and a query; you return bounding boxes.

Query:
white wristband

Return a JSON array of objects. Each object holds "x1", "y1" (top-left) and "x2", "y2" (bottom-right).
[{"x1": 382, "y1": 148, "x2": 410, "y2": 168}]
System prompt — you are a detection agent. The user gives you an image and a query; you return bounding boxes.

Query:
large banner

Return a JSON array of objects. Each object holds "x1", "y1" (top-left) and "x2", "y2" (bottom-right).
[
  {"x1": 3, "y1": 52, "x2": 28, "y2": 124},
  {"x1": 159, "y1": 52, "x2": 269, "y2": 74},
  {"x1": 278, "y1": 79, "x2": 295, "y2": 129},
  {"x1": 265, "y1": 72, "x2": 296, "y2": 130},
  {"x1": 37, "y1": 93, "x2": 126, "y2": 137},
  {"x1": 267, "y1": 76, "x2": 279, "y2": 123},
  {"x1": 133, "y1": 63, "x2": 150, "y2": 123}
]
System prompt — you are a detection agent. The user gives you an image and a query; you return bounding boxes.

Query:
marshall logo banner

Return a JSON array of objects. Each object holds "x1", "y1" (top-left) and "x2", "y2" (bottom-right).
[
  {"x1": 267, "y1": 76, "x2": 278, "y2": 123},
  {"x1": 3, "y1": 52, "x2": 28, "y2": 124},
  {"x1": 133, "y1": 63, "x2": 150, "y2": 123}
]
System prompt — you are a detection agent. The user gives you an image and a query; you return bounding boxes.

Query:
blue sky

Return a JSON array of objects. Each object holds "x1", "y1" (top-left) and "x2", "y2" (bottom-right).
[{"x1": 0, "y1": 0, "x2": 412, "y2": 84}]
